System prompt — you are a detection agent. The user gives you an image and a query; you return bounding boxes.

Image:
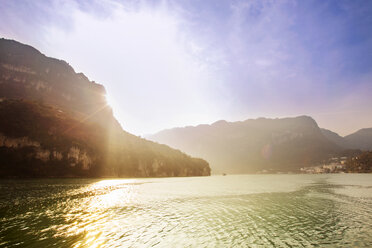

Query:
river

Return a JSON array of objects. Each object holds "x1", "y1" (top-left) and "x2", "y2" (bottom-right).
[{"x1": 1, "y1": 174, "x2": 372, "y2": 247}]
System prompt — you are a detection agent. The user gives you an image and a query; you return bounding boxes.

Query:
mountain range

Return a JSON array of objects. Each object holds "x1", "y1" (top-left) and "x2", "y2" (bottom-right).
[
  {"x1": 148, "y1": 117, "x2": 369, "y2": 174},
  {"x1": 1, "y1": 38, "x2": 370, "y2": 177},
  {"x1": 321, "y1": 128, "x2": 372, "y2": 151},
  {"x1": 0, "y1": 38, "x2": 210, "y2": 178}
]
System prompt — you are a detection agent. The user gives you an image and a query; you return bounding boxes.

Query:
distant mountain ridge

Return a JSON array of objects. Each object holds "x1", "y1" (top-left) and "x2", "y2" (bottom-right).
[
  {"x1": 148, "y1": 116, "x2": 343, "y2": 174},
  {"x1": 321, "y1": 128, "x2": 372, "y2": 150},
  {"x1": 0, "y1": 38, "x2": 210, "y2": 177}
]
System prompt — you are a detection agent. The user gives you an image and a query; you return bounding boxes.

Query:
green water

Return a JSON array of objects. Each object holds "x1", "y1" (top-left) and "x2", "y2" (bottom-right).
[{"x1": 1, "y1": 174, "x2": 372, "y2": 247}]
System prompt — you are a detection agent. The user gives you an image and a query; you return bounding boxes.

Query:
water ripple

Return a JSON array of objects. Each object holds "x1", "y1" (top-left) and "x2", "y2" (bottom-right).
[{"x1": 1, "y1": 175, "x2": 372, "y2": 247}]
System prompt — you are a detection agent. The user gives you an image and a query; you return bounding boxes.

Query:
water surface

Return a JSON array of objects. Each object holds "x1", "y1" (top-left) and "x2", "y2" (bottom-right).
[{"x1": 1, "y1": 174, "x2": 372, "y2": 247}]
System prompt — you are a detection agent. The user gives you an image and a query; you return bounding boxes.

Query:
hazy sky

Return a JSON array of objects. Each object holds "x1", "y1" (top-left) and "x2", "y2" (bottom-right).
[{"x1": 1, "y1": 0, "x2": 372, "y2": 136}]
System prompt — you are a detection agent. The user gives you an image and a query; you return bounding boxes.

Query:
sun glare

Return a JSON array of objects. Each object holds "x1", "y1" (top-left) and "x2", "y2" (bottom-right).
[
  {"x1": 40, "y1": 2, "x2": 221, "y2": 135},
  {"x1": 1, "y1": 0, "x2": 372, "y2": 247},
  {"x1": 104, "y1": 93, "x2": 115, "y2": 110}
]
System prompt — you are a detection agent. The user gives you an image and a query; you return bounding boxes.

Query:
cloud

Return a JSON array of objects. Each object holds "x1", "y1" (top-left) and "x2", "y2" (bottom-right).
[
  {"x1": 35, "y1": 0, "x2": 225, "y2": 134},
  {"x1": 183, "y1": 0, "x2": 372, "y2": 132},
  {"x1": 255, "y1": 59, "x2": 273, "y2": 67},
  {"x1": 1, "y1": 0, "x2": 372, "y2": 135}
]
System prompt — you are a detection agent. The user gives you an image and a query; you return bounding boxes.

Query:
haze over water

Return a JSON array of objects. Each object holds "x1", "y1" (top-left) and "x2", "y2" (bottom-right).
[{"x1": 1, "y1": 174, "x2": 372, "y2": 247}]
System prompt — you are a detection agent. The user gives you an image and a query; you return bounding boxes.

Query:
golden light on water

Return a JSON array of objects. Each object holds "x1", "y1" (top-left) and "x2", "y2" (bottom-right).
[
  {"x1": 54, "y1": 179, "x2": 139, "y2": 247},
  {"x1": 0, "y1": 0, "x2": 372, "y2": 246},
  {"x1": 89, "y1": 180, "x2": 137, "y2": 208},
  {"x1": 2, "y1": 175, "x2": 372, "y2": 246}
]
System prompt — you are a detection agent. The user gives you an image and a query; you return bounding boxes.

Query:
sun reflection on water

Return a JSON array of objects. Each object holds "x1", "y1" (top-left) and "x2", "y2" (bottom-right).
[
  {"x1": 2, "y1": 175, "x2": 372, "y2": 247},
  {"x1": 60, "y1": 179, "x2": 139, "y2": 247},
  {"x1": 88, "y1": 179, "x2": 137, "y2": 208}
]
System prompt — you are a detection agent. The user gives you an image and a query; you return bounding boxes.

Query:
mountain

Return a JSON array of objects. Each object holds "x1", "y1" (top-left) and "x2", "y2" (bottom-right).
[
  {"x1": 0, "y1": 38, "x2": 210, "y2": 178},
  {"x1": 321, "y1": 128, "x2": 372, "y2": 150},
  {"x1": 344, "y1": 128, "x2": 372, "y2": 150},
  {"x1": 148, "y1": 116, "x2": 341, "y2": 174},
  {"x1": 320, "y1": 128, "x2": 347, "y2": 148},
  {"x1": 0, "y1": 38, "x2": 120, "y2": 131}
]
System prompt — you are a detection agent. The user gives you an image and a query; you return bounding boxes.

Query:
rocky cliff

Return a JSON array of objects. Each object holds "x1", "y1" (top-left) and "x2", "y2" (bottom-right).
[{"x1": 0, "y1": 38, "x2": 210, "y2": 178}]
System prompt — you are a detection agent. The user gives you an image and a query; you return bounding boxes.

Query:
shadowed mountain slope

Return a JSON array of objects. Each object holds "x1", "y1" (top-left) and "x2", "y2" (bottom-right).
[{"x1": 0, "y1": 38, "x2": 210, "y2": 177}]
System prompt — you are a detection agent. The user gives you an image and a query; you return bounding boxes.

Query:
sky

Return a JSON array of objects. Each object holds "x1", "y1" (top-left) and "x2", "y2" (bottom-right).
[{"x1": 1, "y1": 0, "x2": 372, "y2": 136}]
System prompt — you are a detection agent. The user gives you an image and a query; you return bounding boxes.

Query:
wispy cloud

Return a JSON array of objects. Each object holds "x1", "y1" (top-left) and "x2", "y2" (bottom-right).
[
  {"x1": 1, "y1": 0, "x2": 372, "y2": 135},
  {"x1": 0, "y1": 0, "x2": 228, "y2": 134}
]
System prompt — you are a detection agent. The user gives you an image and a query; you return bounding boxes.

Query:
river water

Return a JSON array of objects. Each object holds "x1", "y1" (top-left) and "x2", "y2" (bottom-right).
[{"x1": 1, "y1": 174, "x2": 372, "y2": 247}]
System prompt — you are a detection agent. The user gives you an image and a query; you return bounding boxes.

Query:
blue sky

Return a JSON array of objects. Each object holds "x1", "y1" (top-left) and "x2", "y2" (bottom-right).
[{"x1": 1, "y1": 0, "x2": 372, "y2": 135}]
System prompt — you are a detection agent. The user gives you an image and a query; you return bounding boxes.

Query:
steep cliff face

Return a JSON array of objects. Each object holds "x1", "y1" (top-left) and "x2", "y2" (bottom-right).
[
  {"x1": 0, "y1": 38, "x2": 120, "y2": 131},
  {"x1": 148, "y1": 116, "x2": 341, "y2": 174},
  {"x1": 0, "y1": 39, "x2": 210, "y2": 178},
  {"x1": 0, "y1": 100, "x2": 102, "y2": 177}
]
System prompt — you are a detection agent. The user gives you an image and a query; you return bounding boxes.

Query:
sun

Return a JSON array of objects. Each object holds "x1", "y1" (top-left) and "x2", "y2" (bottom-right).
[{"x1": 105, "y1": 93, "x2": 115, "y2": 109}]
